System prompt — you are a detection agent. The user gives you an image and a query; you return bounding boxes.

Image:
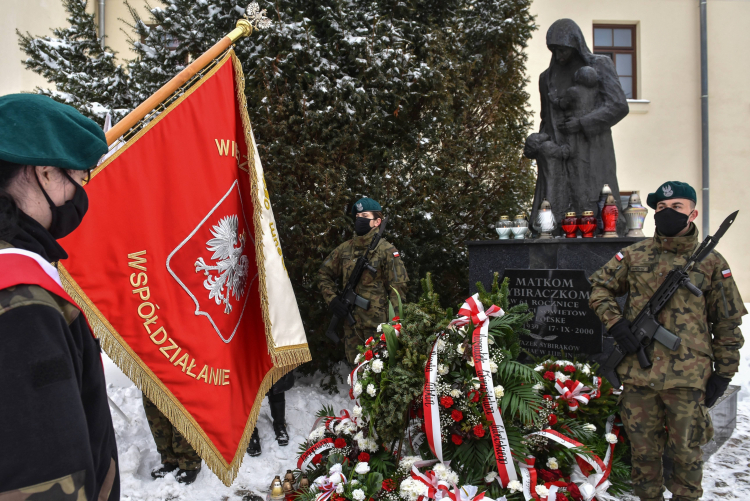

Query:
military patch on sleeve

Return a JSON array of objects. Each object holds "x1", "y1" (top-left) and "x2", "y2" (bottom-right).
[
  {"x1": 615, "y1": 252, "x2": 624, "y2": 262},
  {"x1": 393, "y1": 251, "x2": 400, "y2": 258},
  {"x1": 631, "y1": 266, "x2": 650, "y2": 272},
  {"x1": 722, "y1": 269, "x2": 732, "y2": 278}
]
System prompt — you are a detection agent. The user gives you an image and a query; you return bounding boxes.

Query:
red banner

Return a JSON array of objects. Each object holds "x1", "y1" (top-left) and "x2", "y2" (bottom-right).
[{"x1": 59, "y1": 51, "x2": 309, "y2": 484}]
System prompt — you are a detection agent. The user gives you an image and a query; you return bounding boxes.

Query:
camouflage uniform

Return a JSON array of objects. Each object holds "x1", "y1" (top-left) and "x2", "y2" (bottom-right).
[
  {"x1": 318, "y1": 227, "x2": 409, "y2": 363},
  {"x1": 142, "y1": 395, "x2": 201, "y2": 471},
  {"x1": 589, "y1": 225, "x2": 745, "y2": 501}
]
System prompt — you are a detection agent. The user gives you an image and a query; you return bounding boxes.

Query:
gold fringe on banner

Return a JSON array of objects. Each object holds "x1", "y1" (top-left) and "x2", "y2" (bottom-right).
[{"x1": 59, "y1": 49, "x2": 309, "y2": 485}]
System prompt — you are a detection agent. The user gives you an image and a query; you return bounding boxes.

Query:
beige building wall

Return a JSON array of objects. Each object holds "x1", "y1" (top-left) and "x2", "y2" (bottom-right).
[{"x1": 526, "y1": 0, "x2": 750, "y2": 297}]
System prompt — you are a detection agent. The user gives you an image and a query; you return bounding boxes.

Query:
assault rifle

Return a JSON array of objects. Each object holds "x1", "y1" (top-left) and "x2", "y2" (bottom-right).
[
  {"x1": 325, "y1": 217, "x2": 389, "y2": 343},
  {"x1": 599, "y1": 210, "x2": 739, "y2": 387}
]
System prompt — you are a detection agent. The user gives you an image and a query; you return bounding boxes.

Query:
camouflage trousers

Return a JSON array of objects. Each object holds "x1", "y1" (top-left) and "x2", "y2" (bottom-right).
[
  {"x1": 343, "y1": 326, "x2": 378, "y2": 365},
  {"x1": 619, "y1": 385, "x2": 714, "y2": 501},
  {"x1": 142, "y1": 395, "x2": 201, "y2": 471}
]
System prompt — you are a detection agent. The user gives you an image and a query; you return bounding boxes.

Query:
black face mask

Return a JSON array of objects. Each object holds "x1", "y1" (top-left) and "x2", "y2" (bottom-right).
[
  {"x1": 654, "y1": 207, "x2": 691, "y2": 237},
  {"x1": 36, "y1": 169, "x2": 89, "y2": 239},
  {"x1": 354, "y1": 217, "x2": 373, "y2": 236}
]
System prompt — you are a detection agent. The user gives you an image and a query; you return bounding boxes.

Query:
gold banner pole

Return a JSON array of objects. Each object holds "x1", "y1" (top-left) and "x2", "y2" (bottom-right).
[{"x1": 106, "y1": 5, "x2": 268, "y2": 146}]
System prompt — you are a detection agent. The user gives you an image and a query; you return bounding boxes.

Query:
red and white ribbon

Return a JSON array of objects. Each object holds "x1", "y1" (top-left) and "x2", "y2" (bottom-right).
[
  {"x1": 554, "y1": 377, "x2": 602, "y2": 412},
  {"x1": 297, "y1": 438, "x2": 335, "y2": 470},
  {"x1": 444, "y1": 485, "x2": 488, "y2": 501},
  {"x1": 517, "y1": 457, "x2": 538, "y2": 501},
  {"x1": 527, "y1": 429, "x2": 605, "y2": 477},
  {"x1": 411, "y1": 466, "x2": 451, "y2": 500},
  {"x1": 348, "y1": 360, "x2": 370, "y2": 400},
  {"x1": 313, "y1": 473, "x2": 347, "y2": 501},
  {"x1": 423, "y1": 332, "x2": 446, "y2": 463},
  {"x1": 451, "y1": 294, "x2": 517, "y2": 487}
]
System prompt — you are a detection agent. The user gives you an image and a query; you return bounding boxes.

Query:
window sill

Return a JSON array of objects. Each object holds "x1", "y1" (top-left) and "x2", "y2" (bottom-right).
[{"x1": 627, "y1": 99, "x2": 650, "y2": 114}]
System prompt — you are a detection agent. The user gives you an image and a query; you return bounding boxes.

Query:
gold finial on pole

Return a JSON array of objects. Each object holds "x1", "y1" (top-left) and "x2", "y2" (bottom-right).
[{"x1": 229, "y1": 2, "x2": 272, "y2": 42}]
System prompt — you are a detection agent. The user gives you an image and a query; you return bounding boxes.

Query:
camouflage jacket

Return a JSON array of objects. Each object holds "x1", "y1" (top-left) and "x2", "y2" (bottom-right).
[
  {"x1": 318, "y1": 228, "x2": 409, "y2": 329},
  {"x1": 589, "y1": 225, "x2": 746, "y2": 390}
]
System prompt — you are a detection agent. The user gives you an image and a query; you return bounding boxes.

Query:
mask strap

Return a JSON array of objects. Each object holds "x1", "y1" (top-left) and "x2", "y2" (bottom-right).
[{"x1": 34, "y1": 169, "x2": 58, "y2": 210}]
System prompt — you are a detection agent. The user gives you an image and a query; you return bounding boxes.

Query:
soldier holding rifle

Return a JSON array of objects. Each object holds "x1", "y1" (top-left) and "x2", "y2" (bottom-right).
[
  {"x1": 589, "y1": 181, "x2": 745, "y2": 501},
  {"x1": 318, "y1": 197, "x2": 409, "y2": 364}
]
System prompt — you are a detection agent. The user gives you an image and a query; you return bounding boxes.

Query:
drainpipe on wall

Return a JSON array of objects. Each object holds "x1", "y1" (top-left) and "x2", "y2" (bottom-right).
[
  {"x1": 700, "y1": 0, "x2": 709, "y2": 234},
  {"x1": 98, "y1": 0, "x2": 105, "y2": 49}
]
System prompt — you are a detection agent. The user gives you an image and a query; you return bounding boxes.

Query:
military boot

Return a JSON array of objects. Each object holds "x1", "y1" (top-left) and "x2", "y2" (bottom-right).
[
  {"x1": 175, "y1": 466, "x2": 200, "y2": 485},
  {"x1": 270, "y1": 400, "x2": 289, "y2": 446},
  {"x1": 247, "y1": 427, "x2": 261, "y2": 456},
  {"x1": 151, "y1": 463, "x2": 178, "y2": 479}
]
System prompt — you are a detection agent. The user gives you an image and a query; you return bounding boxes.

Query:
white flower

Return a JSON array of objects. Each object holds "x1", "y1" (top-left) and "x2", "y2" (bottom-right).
[
  {"x1": 489, "y1": 360, "x2": 498, "y2": 373},
  {"x1": 336, "y1": 483, "x2": 344, "y2": 494},
  {"x1": 450, "y1": 389, "x2": 462, "y2": 398},
  {"x1": 546, "y1": 457, "x2": 559, "y2": 470},
  {"x1": 383, "y1": 350, "x2": 389, "y2": 359},
  {"x1": 355, "y1": 462, "x2": 370, "y2": 474},
  {"x1": 494, "y1": 385, "x2": 504, "y2": 399},
  {"x1": 438, "y1": 364, "x2": 449, "y2": 376},
  {"x1": 313, "y1": 475, "x2": 327, "y2": 487},
  {"x1": 484, "y1": 471, "x2": 498, "y2": 483},
  {"x1": 606, "y1": 433, "x2": 618, "y2": 444},
  {"x1": 329, "y1": 472, "x2": 345, "y2": 485},
  {"x1": 508, "y1": 480, "x2": 522, "y2": 493},
  {"x1": 329, "y1": 464, "x2": 343, "y2": 475},
  {"x1": 366, "y1": 383, "x2": 377, "y2": 397},
  {"x1": 399, "y1": 478, "x2": 429, "y2": 501},
  {"x1": 377, "y1": 324, "x2": 383, "y2": 333},
  {"x1": 534, "y1": 365, "x2": 544, "y2": 372},
  {"x1": 532, "y1": 383, "x2": 544, "y2": 391},
  {"x1": 354, "y1": 431, "x2": 364, "y2": 442},
  {"x1": 372, "y1": 359, "x2": 384, "y2": 373},
  {"x1": 583, "y1": 423, "x2": 596, "y2": 432},
  {"x1": 436, "y1": 339, "x2": 447, "y2": 352},
  {"x1": 535, "y1": 485, "x2": 549, "y2": 497},
  {"x1": 354, "y1": 353, "x2": 361, "y2": 364},
  {"x1": 472, "y1": 378, "x2": 481, "y2": 389},
  {"x1": 308, "y1": 427, "x2": 325, "y2": 441},
  {"x1": 341, "y1": 421, "x2": 357, "y2": 436},
  {"x1": 352, "y1": 488, "x2": 366, "y2": 501},
  {"x1": 488, "y1": 337, "x2": 495, "y2": 345},
  {"x1": 353, "y1": 382, "x2": 363, "y2": 398},
  {"x1": 555, "y1": 371, "x2": 569, "y2": 382},
  {"x1": 399, "y1": 456, "x2": 421, "y2": 472},
  {"x1": 350, "y1": 479, "x2": 359, "y2": 486},
  {"x1": 467, "y1": 358, "x2": 475, "y2": 367},
  {"x1": 582, "y1": 365, "x2": 591, "y2": 375},
  {"x1": 457, "y1": 344, "x2": 465, "y2": 354},
  {"x1": 353, "y1": 405, "x2": 363, "y2": 418}
]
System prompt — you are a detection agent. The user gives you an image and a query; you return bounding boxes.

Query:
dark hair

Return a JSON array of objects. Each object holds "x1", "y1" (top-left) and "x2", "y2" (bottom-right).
[
  {"x1": 0, "y1": 159, "x2": 26, "y2": 241},
  {"x1": 371, "y1": 211, "x2": 383, "y2": 221}
]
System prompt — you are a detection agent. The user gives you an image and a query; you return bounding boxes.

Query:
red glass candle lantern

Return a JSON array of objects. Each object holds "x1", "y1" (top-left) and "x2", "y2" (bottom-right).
[
  {"x1": 601, "y1": 194, "x2": 619, "y2": 237},
  {"x1": 561, "y1": 211, "x2": 578, "y2": 238},
  {"x1": 578, "y1": 211, "x2": 596, "y2": 238}
]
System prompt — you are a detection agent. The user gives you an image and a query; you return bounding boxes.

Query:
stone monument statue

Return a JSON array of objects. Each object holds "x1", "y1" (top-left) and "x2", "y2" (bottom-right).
[{"x1": 524, "y1": 18, "x2": 629, "y2": 235}]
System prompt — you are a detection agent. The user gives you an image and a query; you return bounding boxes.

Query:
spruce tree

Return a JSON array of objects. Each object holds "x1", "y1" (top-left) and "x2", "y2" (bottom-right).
[{"x1": 17, "y1": 0, "x2": 134, "y2": 124}]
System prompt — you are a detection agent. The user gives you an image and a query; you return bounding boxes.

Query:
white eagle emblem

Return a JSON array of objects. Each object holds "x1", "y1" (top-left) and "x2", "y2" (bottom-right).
[
  {"x1": 662, "y1": 184, "x2": 674, "y2": 197},
  {"x1": 356, "y1": 202, "x2": 363, "y2": 211},
  {"x1": 194, "y1": 215, "x2": 250, "y2": 314}
]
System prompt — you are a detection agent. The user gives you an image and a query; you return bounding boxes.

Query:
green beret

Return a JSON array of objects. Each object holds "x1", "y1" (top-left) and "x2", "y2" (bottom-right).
[
  {"x1": 646, "y1": 181, "x2": 697, "y2": 210},
  {"x1": 0, "y1": 94, "x2": 107, "y2": 170},
  {"x1": 351, "y1": 197, "x2": 382, "y2": 217}
]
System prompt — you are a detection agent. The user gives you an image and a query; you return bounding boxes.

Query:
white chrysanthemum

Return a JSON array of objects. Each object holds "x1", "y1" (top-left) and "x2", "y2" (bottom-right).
[
  {"x1": 583, "y1": 423, "x2": 596, "y2": 432},
  {"x1": 438, "y1": 364, "x2": 449, "y2": 376},
  {"x1": 447, "y1": 471, "x2": 459, "y2": 484},
  {"x1": 352, "y1": 488, "x2": 366, "y2": 501},
  {"x1": 489, "y1": 360, "x2": 498, "y2": 373},
  {"x1": 555, "y1": 371, "x2": 569, "y2": 382},
  {"x1": 366, "y1": 383, "x2": 377, "y2": 397},
  {"x1": 457, "y1": 344, "x2": 465, "y2": 354},
  {"x1": 399, "y1": 478, "x2": 429, "y2": 501},
  {"x1": 546, "y1": 457, "x2": 559, "y2": 470},
  {"x1": 354, "y1": 431, "x2": 364, "y2": 442},
  {"x1": 534, "y1": 365, "x2": 544, "y2": 372},
  {"x1": 484, "y1": 471, "x2": 498, "y2": 483},
  {"x1": 535, "y1": 485, "x2": 549, "y2": 497},
  {"x1": 606, "y1": 433, "x2": 618, "y2": 444},
  {"x1": 494, "y1": 385, "x2": 504, "y2": 399},
  {"x1": 436, "y1": 339, "x2": 447, "y2": 352},
  {"x1": 582, "y1": 365, "x2": 591, "y2": 375},
  {"x1": 353, "y1": 382, "x2": 363, "y2": 398},
  {"x1": 336, "y1": 483, "x2": 344, "y2": 494},
  {"x1": 532, "y1": 383, "x2": 544, "y2": 391},
  {"x1": 450, "y1": 389, "x2": 462, "y2": 398},
  {"x1": 472, "y1": 378, "x2": 481, "y2": 389},
  {"x1": 354, "y1": 353, "x2": 361, "y2": 364},
  {"x1": 308, "y1": 427, "x2": 325, "y2": 441},
  {"x1": 355, "y1": 462, "x2": 370, "y2": 474},
  {"x1": 341, "y1": 421, "x2": 357, "y2": 435},
  {"x1": 433, "y1": 463, "x2": 454, "y2": 481},
  {"x1": 399, "y1": 456, "x2": 421, "y2": 472},
  {"x1": 508, "y1": 480, "x2": 522, "y2": 493},
  {"x1": 372, "y1": 359, "x2": 384, "y2": 373},
  {"x1": 353, "y1": 404, "x2": 363, "y2": 418}
]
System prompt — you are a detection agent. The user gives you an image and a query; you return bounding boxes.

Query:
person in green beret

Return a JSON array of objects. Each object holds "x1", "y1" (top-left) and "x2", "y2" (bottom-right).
[
  {"x1": 589, "y1": 180, "x2": 746, "y2": 501},
  {"x1": 0, "y1": 94, "x2": 120, "y2": 500},
  {"x1": 318, "y1": 197, "x2": 409, "y2": 364}
]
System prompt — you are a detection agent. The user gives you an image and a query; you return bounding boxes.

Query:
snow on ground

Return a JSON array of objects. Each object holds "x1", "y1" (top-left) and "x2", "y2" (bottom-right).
[{"x1": 104, "y1": 306, "x2": 750, "y2": 500}]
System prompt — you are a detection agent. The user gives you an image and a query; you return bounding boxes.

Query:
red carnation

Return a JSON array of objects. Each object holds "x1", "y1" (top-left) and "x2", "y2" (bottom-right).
[
  {"x1": 567, "y1": 482, "x2": 583, "y2": 501},
  {"x1": 451, "y1": 434, "x2": 463, "y2": 445},
  {"x1": 544, "y1": 371, "x2": 555, "y2": 381},
  {"x1": 364, "y1": 350, "x2": 374, "y2": 361},
  {"x1": 548, "y1": 414, "x2": 558, "y2": 425},
  {"x1": 312, "y1": 454, "x2": 322, "y2": 465},
  {"x1": 468, "y1": 390, "x2": 480, "y2": 403},
  {"x1": 440, "y1": 396, "x2": 454, "y2": 408},
  {"x1": 392, "y1": 316, "x2": 400, "y2": 321},
  {"x1": 394, "y1": 324, "x2": 402, "y2": 331},
  {"x1": 381, "y1": 334, "x2": 386, "y2": 341},
  {"x1": 473, "y1": 424, "x2": 486, "y2": 437},
  {"x1": 539, "y1": 469, "x2": 557, "y2": 482},
  {"x1": 451, "y1": 409, "x2": 464, "y2": 422},
  {"x1": 358, "y1": 452, "x2": 371, "y2": 462},
  {"x1": 564, "y1": 365, "x2": 576, "y2": 373},
  {"x1": 366, "y1": 337, "x2": 374, "y2": 345},
  {"x1": 334, "y1": 438, "x2": 347, "y2": 448},
  {"x1": 382, "y1": 479, "x2": 396, "y2": 492},
  {"x1": 543, "y1": 394, "x2": 553, "y2": 401}
]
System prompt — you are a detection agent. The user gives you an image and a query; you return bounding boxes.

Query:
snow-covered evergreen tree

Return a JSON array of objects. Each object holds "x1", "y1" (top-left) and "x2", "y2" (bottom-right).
[{"x1": 17, "y1": 0, "x2": 134, "y2": 125}]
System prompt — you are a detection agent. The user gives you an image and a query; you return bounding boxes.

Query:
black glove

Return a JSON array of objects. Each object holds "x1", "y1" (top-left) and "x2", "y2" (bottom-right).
[
  {"x1": 328, "y1": 296, "x2": 349, "y2": 319},
  {"x1": 705, "y1": 374, "x2": 732, "y2": 408},
  {"x1": 609, "y1": 318, "x2": 639, "y2": 354}
]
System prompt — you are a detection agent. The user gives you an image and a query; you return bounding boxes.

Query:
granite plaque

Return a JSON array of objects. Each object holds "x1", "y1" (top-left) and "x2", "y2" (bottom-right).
[{"x1": 503, "y1": 269, "x2": 603, "y2": 357}]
